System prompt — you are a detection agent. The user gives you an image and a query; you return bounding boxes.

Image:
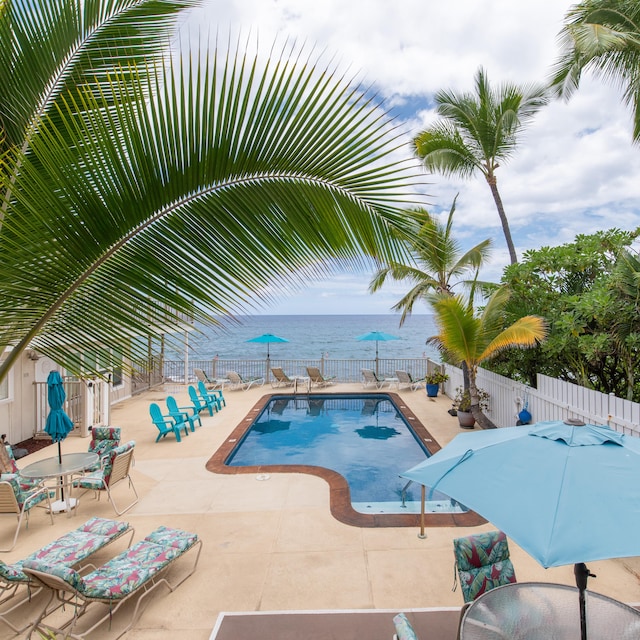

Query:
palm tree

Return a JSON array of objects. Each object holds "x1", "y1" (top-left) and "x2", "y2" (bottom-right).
[
  {"x1": 550, "y1": 0, "x2": 640, "y2": 142},
  {"x1": 0, "y1": 1, "x2": 422, "y2": 383},
  {"x1": 427, "y1": 287, "x2": 548, "y2": 429},
  {"x1": 414, "y1": 67, "x2": 549, "y2": 264},
  {"x1": 368, "y1": 197, "x2": 492, "y2": 325}
]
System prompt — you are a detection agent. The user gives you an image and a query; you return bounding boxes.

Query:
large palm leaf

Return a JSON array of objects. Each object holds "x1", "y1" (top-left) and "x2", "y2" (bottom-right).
[{"x1": 0, "y1": 35, "x2": 423, "y2": 379}]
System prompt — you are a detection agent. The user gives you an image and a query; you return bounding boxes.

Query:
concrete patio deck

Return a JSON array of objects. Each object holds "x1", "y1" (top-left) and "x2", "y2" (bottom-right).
[{"x1": 2, "y1": 383, "x2": 640, "y2": 639}]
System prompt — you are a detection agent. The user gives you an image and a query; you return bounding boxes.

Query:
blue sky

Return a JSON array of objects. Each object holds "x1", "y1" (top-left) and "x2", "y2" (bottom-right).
[{"x1": 181, "y1": 0, "x2": 640, "y2": 315}]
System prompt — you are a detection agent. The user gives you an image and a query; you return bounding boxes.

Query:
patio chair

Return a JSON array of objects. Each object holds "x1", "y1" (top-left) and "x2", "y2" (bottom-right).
[
  {"x1": 85, "y1": 426, "x2": 121, "y2": 471},
  {"x1": 361, "y1": 368, "x2": 394, "y2": 389},
  {"x1": 0, "y1": 477, "x2": 54, "y2": 552},
  {"x1": 453, "y1": 530, "x2": 517, "y2": 604},
  {"x1": 149, "y1": 403, "x2": 189, "y2": 443},
  {"x1": 0, "y1": 443, "x2": 43, "y2": 492},
  {"x1": 188, "y1": 384, "x2": 218, "y2": 416},
  {"x1": 24, "y1": 525, "x2": 202, "y2": 640},
  {"x1": 306, "y1": 366, "x2": 336, "y2": 387},
  {"x1": 226, "y1": 370, "x2": 265, "y2": 391},
  {"x1": 395, "y1": 370, "x2": 424, "y2": 391},
  {"x1": 197, "y1": 380, "x2": 226, "y2": 408},
  {"x1": 0, "y1": 517, "x2": 134, "y2": 634},
  {"x1": 73, "y1": 441, "x2": 139, "y2": 516},
  {"x1": 166, "y1": 395, "x2": 201, "y2": 431},
  {"x1": 194, "y1": 367, "x2": 226, "y2": 390},
  {"x1": 270, "y1": 367, "x2": 295, "y2": 388}
]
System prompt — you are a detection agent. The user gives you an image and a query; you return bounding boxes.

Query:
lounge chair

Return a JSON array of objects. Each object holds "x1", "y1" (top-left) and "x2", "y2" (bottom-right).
[
  {"x1": 149, "y1": 403, "x2": 189, "y2": 443},
  {"x1": 395, "y1": 370, "x2": 425, "y2": 391},
  {"x1": 0, "y1": 517, "x2": 134, "y2": 634},
  {"x1": 226, "y1": 371, "x2": 265, "y2": 391},
  {"x1": 361, "y1": 368, "x2": 394, "y2": 389},
  {"x1": 197, "y1": 380, "x2": 226, "y2": 408},
  {"x1": 73, "y1": 441, "x2": 139, "y2": 516},
  {"x1": 306, "y1": 366, "x2": 336, "y2": 387},
  {"x1": 188, "y1": 384, "x2": 218, "y2": 416},
  {"x1": 166, "y1": 395, "x2": 201, "y2": 431},
  {"x1": 24, "y1": 525, "x2": 202, "y2": 640},
  {"x1": 194, "y1": 367, "x2": 226, "y2": 390},
  {"x1": 270, "y1": 367, "x2": 295, "y2": 388},
  {"x1": 0, "y1": 476, "x2": 54, "y2": 552}
]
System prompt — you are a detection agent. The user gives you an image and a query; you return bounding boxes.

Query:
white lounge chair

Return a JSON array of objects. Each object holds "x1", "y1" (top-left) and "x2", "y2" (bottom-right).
[
  {"x1": 226, "y1": 371, "x2": 265, "y2": 391},
  {"x1": 306, "y1": 366, "x2": 336, "y2": 387},
  {"x1": 395, "y1": 370, "x2": 425, "y2": 391},
  {"x1": 361, "y1": 368, "x2": 394, "y2": 389}
]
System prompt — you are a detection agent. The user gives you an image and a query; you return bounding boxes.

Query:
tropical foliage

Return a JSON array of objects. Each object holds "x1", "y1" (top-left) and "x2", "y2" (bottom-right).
[
  {"x1": 368, "y1": 197, "x2": 492, "y2": 325},
  {"x1": 427, "y1": 287, "x2": 548, "y2": 429},
  {"x1": 413, "y1": 67, "x2": 549, "y2": 264},
  {"x1": 551, "y1": 0, "x2": 640, "y2": 142},
  {"x1": 0, "y1": 0, "x2": 424, "y2": 382},
  {"x1": 488, "y1": 229, "x2": 640, "y2": 400}
]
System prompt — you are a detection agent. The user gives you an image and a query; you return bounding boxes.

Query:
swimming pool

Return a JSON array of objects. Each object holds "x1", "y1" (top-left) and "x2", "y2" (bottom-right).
[{"x1": 224, "y1": 393, "x2": 467, "y2": 517}]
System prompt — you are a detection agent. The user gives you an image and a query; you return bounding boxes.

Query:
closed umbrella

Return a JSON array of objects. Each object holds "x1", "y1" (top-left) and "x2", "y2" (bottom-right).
[
  {"x1": 401, "y1": 420, "x2": 640, "y2": 640},
  {"x1": 356, "y1": 331, "x2": 399, "y2": 376},
  {"x1": 44, "y1": 371, "x2": 75, "y2": 507},
  {"x1": 245, "y1": 333, "x2": 289, "y2": 358}
]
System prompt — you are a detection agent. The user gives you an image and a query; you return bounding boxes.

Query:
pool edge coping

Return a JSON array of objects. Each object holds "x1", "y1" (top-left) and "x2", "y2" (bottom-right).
[{"x1": 205, "y1": 391, "x2": 486, "y2": 529}]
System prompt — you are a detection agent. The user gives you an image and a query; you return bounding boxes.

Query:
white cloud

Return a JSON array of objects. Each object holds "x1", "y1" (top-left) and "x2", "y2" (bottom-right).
[{"x1": 181, "y1": 0, "x2": 640, "y2": 313}]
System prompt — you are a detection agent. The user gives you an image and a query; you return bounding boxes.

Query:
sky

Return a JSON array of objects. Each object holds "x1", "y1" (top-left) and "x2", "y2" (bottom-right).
[{"x1": 179, "y1": 0, "x2": 640, "y2": 315}]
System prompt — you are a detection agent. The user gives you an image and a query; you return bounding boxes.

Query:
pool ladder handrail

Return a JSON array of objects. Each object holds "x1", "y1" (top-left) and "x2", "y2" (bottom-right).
[{"x1": 400, "y1": 479, "x2": 413, "y2": 508}]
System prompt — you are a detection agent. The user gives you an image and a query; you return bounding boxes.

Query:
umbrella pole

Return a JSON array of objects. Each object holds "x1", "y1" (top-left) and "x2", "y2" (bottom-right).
[
  {"x1": 575, "y1": 563, "x2": 595, "y2": 640},
  {"x1": 418, "y1": 485, "x2": 427, "y2": 539},
  {"x1": 57, "y1": 440, "x2": 65, "y2": 503}
]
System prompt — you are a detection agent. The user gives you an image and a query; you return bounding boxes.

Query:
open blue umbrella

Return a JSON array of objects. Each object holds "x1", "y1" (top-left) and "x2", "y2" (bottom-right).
[
  {"x1": 401, "y1": 420, "x2": 640, "y2": 640},
  {"x1": 245, "y1": 333, "x2": 289, "y2": 358},
  {"x1": 44, "y1": 371, "x2": 74, "y2": 464},
  {"x1": 356, "y1": 331, "x2": 400, "y2": 375}
]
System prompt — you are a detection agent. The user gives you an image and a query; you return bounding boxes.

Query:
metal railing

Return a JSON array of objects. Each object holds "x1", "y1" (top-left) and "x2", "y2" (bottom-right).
[{"x1": 162, "y1": 357, "x2": 443, "y2": 385}]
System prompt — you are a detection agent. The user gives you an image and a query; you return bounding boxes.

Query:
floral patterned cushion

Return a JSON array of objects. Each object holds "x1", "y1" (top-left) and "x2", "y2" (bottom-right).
[
  {"x1": 393, "y1": 613, "x2": 418, "y2": 640},
  {"x1": 23, "y1": 560, "x2": 84, "y2": 591},
  {"x1": 453, "y1": 530, "x2": 516, "y2": 603},
  {"x1": 75, "y1": 440, "x2": 135, "y2": 489},
  {"x1": 79, "y1": 540, "x2": 182, "y2": 599},
  {"x1": 86, "y1": 427, "x2": 122, "y2": 470},
  {"x1": 144, "y1": 526, "x2": 198, "y2": 552},
  {"x1": 0, "y1": 517, "x2": 130, "y2": 584}
]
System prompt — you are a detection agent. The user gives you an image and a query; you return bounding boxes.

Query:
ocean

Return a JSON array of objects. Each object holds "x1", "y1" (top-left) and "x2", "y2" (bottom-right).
[{"x1": 169, "y1": 314, "x2": 440, "y2": 361}]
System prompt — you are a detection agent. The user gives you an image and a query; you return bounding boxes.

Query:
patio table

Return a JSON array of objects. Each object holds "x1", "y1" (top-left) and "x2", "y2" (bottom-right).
[
  {"x1": 20, "y1": 452, "x2": 98, "y2": 516},
  {"x1": 459, "y1": 582, "x2": 640, "y2": 639}
]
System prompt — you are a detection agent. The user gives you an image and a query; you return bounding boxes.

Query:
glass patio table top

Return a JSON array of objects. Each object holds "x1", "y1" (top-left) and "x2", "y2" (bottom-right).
[
  {"x1": 460, "y1": 582, "x2": 640, "y2": 640},
  {"x1": 20, "y1": 452, "x2": 99, "y2": 479}
]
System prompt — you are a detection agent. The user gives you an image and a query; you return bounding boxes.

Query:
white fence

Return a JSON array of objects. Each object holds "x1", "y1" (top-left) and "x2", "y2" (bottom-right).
[{"x1": 443, "y1": 366, "x2": 640, "y2": 437}]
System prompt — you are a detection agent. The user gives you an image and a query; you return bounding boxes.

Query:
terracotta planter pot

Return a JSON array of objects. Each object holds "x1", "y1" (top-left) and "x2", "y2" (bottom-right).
[{"x1": 457, "y1": 411, "x2": 476, "y2": 429}]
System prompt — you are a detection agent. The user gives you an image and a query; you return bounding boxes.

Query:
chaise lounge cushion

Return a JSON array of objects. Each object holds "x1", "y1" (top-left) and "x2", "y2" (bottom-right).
[{"x1": 0, "y1": 517, "x2": 131, "y2": 583}]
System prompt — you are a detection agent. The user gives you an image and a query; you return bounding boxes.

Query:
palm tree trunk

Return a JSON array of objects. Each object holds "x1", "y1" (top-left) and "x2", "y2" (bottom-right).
[
  {"x1": 469, "y1": 369, "x2": 497, "y2": 429},
  {"x1": 486, "y1": 175, "x2": 518, "y2": 265}
]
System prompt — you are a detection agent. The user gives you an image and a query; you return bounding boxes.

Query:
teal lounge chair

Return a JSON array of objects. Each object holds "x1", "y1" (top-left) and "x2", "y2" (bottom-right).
[
  {"x1": 188, "y1": 385, "x2": 217, "y2": 416},
  {"x1": 166, "y1": 396, "x2": 201, "y2": 431},
  {"x1": 197, "y1": 380, "x2": 225, "y2": 409},
  {"x1": 149, "y1": 403, "x2": 189, "y2": 443}
]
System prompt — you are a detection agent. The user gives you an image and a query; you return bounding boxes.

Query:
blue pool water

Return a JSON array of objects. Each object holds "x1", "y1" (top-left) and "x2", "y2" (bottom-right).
[{"x1": 225, "y1": 393, "x2": 466, "y2": 515}]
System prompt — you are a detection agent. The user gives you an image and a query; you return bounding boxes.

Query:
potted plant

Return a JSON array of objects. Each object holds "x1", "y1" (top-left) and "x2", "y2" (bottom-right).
[
  {"x1": 453, "y1": 386, "x2": 490, "y2": 428},
  {"x1": 425, "y1": 371, "x2": 449, "y2": 397}
]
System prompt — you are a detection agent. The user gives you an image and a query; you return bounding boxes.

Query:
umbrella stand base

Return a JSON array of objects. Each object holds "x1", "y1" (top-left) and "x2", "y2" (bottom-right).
[{"x1": 49, "y1": 498, "x2": 77, "y2": 514}]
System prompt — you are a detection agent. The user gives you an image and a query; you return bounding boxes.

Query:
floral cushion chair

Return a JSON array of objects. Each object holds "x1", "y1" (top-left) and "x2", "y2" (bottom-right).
[
  {"x1": 0, "y1": 443, "x2": 43, "y2": 492},
  {"x1": 85, "y1": 426, "x2": 121, "y2": 472},
  {"x1": 453, "y1": 530, "x2": 517, "y2": 603}
]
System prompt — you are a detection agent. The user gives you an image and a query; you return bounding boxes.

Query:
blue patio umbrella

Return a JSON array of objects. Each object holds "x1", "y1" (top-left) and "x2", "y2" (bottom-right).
[
  {"x1": 356, "y1": 331, "x2": 400, "y2": 375},
  {"x1": 44, "y1": 371, "x2": 74, "y2": 464},
  {"x1": 401, "y1": 420, "x2": 640, "y2": 640},
  {"x1": 245, "y1": 333, "x2": 289, "y2": 358}
]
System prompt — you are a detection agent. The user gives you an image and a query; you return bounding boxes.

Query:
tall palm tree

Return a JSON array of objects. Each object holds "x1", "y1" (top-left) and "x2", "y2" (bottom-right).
[
  {"x1": 414, "y1": 67, "x2": 549, "y2": 265},
  {"x1": 368, "y1": 197, "x2": 492, "y2": 325},
  {"x1": 0, "y1": 1, "x2": 422, "y2": 383},
  {"x1": 550, "y1": 0, "x2": 640, "y2": 142},
  {"x1": 427, "y1": 287, "x2": 548, "y2": 429}
]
